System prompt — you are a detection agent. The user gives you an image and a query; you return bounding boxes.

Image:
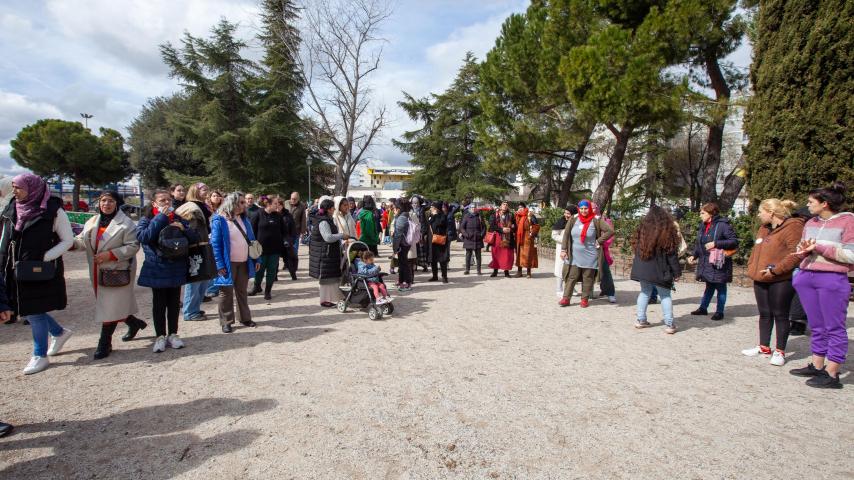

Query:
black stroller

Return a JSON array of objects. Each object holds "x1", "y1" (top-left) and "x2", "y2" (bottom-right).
[{"x1": 337, "y1": 241, "x2": 395, "y2": 320}]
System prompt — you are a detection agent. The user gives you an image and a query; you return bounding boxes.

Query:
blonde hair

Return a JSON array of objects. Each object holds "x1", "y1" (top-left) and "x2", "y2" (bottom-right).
[
  {"x1": 186, "y1": 183, "x2": 207, "y2": 203},
  {"x1": 759, "y1": 198, "x2": 798, "y2": 219}
]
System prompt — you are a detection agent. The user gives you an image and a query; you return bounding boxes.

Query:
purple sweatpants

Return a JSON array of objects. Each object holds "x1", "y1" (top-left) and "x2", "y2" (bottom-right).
[{"x1": 792, "y1": 270, "x2": 850, "y2": 364}]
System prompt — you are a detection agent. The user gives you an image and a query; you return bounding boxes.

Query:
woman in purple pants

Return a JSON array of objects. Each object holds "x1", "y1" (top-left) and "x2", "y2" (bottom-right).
[{"x1": 790, "y1": 182, "x2": 853, "y2": 389}]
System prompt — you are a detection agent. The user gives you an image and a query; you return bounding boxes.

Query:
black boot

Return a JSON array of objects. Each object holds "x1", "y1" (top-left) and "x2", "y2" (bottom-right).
[
  {"x1": 122, "y1": 315, "x2": 147, "y2": 342},
  {"x1": 248, "y1": 283, "x2": 262, "y2": 296},
  {"x1": 504, "y1": 270, "x2": 511, "y2": 278},
  {"x1": 264, "y1": 284, "x2": 273, "y2": 301},
  {"x1": 94, "y1": 323, "x2": 117, "y2": 360}
]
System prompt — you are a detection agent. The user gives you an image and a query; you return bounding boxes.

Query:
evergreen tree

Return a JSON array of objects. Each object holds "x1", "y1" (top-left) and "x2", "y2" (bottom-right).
[
  {"x1": 395, "y1": 54, "x2": 511, "y2": 201},
  {"x1": 744, "y1": 0, "x2": 853, "y2": 203}
]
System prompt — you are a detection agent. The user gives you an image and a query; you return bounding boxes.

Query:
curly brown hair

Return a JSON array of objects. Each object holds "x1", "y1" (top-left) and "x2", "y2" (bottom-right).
[{"x1": 631, "y1": 206, "x2": 679, "y2": 261}]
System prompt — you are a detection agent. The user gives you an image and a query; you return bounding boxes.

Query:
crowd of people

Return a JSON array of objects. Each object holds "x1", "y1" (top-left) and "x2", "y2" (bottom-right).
[{"x1": 0, "y1": 175, "x2": 849, "y2": 437}]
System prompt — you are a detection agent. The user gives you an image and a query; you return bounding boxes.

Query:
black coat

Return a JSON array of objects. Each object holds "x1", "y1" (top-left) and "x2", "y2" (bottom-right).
[
  {"x1": 427, "y1": 212, "x2": 450, "y2": 263},
  {"x1": 693, "y1": 216, "x2": 739, "y2": 284},
  {"x1": 308, "y1": 214, "x2": 342, "y2": 280},
  {"x1": 630, "y1": 248, "x2": 682, "y2": 289},
  {"x1": 0, "y1": 197, "x2": 67, "y2": 316},
  {"x1": 459, "y1": 212, "x2": 485, "y2": 250},
  {"x1": 251, "y1": 209, "x2": 287, "y2": 255}
]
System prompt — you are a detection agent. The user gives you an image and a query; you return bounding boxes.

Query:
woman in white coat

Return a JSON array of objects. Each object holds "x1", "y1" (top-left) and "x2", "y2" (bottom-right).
[
  {"x1": 73, "y1": 191, "x2": 143, "y2": 359},
  {"x1": 552, "y1": 205, "x2": 578, "y2": 297}
]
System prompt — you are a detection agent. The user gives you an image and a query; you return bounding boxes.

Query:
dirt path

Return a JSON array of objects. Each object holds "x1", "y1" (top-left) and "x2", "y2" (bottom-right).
[{"x1": 0, "y1": 245, "x2": 851, "y2": 479}]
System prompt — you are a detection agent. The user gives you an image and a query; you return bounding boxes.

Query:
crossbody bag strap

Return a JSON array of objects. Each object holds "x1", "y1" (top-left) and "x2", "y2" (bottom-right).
[{"x1": 231, "y1": 218, "x2": 251, "y2": 246}]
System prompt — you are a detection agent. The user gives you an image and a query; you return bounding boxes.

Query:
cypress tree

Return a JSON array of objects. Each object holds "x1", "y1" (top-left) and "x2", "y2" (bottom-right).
[{"x1": 744, "y1": 0, "x2": 854, "y2": 204}]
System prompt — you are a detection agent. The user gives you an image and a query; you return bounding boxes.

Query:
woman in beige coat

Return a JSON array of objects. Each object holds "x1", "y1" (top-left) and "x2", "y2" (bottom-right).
[{"x1": 72, "y1": 191, "x2": 142, "y2": 360}]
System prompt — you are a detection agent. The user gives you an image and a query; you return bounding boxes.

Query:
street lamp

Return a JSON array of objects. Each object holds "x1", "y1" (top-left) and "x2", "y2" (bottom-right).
[
  {"x1": 80, "y1": 113, "x2": 93, "y2": 128},
  {"x1": 305, "y1": 158, "x2": 312, "y2": 203}
]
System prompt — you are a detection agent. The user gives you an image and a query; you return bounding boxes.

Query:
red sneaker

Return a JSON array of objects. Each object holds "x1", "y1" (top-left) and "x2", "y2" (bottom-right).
[
  {"x1": 580, "y1": 298, "x2": 589, "y2": 308},
  {"x1": 558, "y1": 297, "x2": 570, "y2": 307}
]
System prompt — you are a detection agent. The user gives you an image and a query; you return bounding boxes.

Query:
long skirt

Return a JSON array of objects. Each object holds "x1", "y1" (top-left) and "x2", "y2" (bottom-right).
[
  {"x1": 318, "y1": 279, "x2": 341, "y2": 303},
  {"x1": 489, "y1": 242, "x2": 515, "y2": 271}
]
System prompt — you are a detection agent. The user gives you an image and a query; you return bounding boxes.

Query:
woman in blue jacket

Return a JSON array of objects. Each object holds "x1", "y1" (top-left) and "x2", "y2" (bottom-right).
[
  {"x1": 211, "y1": 192, "x2": 258, "y2": 333},
  {"x1": 688, "y1": 202, "x2": 739, "y2": 321},
  {"x1": 137, "y1": 190, "x2": 198, "y2": 353}
]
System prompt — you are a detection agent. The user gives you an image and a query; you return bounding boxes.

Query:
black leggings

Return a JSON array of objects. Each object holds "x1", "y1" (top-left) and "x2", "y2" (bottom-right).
[
  {"x1": 465, "y1": 248, "x2": 482, "y2": 271},
  {"x1": 397, "y1": 245, "x2": 413, "y2": 285},
  {"x1": 152, "y1": 287, "x2": 181, "y2": 337},
  {"x1": 753, "y1": 281, "x2": 795, "y2": 350}
]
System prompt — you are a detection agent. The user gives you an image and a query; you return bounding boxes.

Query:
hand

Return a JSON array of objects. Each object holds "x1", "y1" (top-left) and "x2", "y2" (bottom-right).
[
  {"x1": 0, "y1": 311, "x2": 13, "y2": 323},
  {"x1": 560, "y1": 251, "x2": 567, "y2": 260},
  {"x1": 342, "y1": 234, "x2": 350, "y2": 240},
  {"x1": 687, "y1": 256, "x2": 696, "y2": 265},
  {"x1": 94, "y1": 252, "x2": 113, "y2": 264},
  {"x1": 760, "y1": 269, "x2": 775, "y2": 281},
  {"x1": 704, "y1": 241, "x2": 715, "y2": 251},
  {"x1": 218, "y1": 269, "x2": 227, "y2": 277},
  {"x1": 170, "y1": 222, "x2": 185, "y2": 231},
  {"x1": 796, "y1": 239, "x2": 816, "y2": 255},
  {"x1": 502, "y1": 227, "x2": 510, "y2": 233}
]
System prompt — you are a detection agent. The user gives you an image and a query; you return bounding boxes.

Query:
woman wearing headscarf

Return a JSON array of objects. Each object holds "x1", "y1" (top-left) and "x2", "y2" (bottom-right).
[
  {"x1": 427, "y1": 201, "x2": 450, "y2": 283},
  {"x1": 411, "y1": 196, "x2": 430, "y2": 272},
  {"x1": 514, "y1": 202, "x2": 540, "y2": 278},
  {"x1": 309, "y1": 198, "x2": 348, "y2": 306},
  {"x1": 592, "y1": 202, "x2": 617, "y2": 303},
  {"x1": 176, "y1": 183, "x2": 212, "y2": 320},
  {"x1": 358, "y1": 195, "x2": 381, "y2": 255},
  {"x1": 459, "y1": 204, "x2": 486, "y2": 275},
  {"x1": 72, "y1": 191, "x2": 142, "y2": 359},
  {"x1": 559, "y1": 199, "x2": 614, "y2": 308},
  {"x1": 0, "y1": 174, "x2": 74, "y2": 374},
  {"x1": 552, "y1": 205, "x2": 577, "y2": 297},
  {"x1": 137, "y1": 190, "x2": 198, "y2": 352},
  {"x1": 488, "y1": 201, "x2": 516, "y2": 277},
  {"x1": 333, "y1": 196, "x2": 357, "y2": 245},
  {"x1": 210, "y1": 192, "x2": 258, "y2": 333}
]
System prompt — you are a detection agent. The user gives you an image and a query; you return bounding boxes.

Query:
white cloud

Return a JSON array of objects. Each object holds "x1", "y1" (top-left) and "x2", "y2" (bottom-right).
[{"x1": 0, "y1": 91, "x2": 64, "y2": 138}]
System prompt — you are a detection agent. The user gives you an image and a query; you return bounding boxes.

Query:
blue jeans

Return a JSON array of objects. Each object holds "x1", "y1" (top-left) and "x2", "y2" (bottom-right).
[
  {"x1": 637, "y1": 281, "x2": 673, "y2": 326},
  {"x1": 700, "y1": 282, "x2": 728, "y2": 314},
  {"x1": 28, "y1": 313, "x2": 64, "y2": 357},
  {"x1": 183, "y1": 280, "x2": 208, "y2": 319},
  {"x1": 205, "y1": 280, "x2": 219, "y2": 298}
]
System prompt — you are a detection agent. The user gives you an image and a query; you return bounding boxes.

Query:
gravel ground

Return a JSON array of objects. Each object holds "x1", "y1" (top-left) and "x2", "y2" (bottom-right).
[{"x1": 0, "y1": 244, "x2": 852, "y2": 479}]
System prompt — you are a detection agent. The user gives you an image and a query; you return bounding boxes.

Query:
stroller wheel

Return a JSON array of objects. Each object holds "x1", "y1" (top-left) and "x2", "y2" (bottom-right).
[
  {"x1": 336, "y1": 300, "x2": 347, "y2": 313},
  {"x1": 381, "y1": 303, "x2": 394, "y2": 316},
  {"x1": 368, "y1": 305, "x2": 383, "y2": 321}
]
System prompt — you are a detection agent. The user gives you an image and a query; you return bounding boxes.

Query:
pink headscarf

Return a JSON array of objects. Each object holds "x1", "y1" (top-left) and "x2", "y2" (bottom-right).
[
  {"x1": 12, "y1": 173, "x2": 51, "y2": 231},
  {"x1": 591, "y1": 202, "x2": 615, "y2": 265}
]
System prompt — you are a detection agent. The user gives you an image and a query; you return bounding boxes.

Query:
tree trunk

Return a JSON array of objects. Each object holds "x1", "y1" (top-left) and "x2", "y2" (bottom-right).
[
  {"x1": 557, "y1": 124, "x2": 595, "y2": 208},
  {"x1": 700, "y1": 54, "x2": 731, "y2": 205},
  {"x1": 592, "y1": 124, "x2": 633, "y2": 209},
  {"x1": 718, "y1": 156, "x2": 747, "y2": 213},
  {"x1": 72, "y1": 174, "x2": 81, "y2": 211}
]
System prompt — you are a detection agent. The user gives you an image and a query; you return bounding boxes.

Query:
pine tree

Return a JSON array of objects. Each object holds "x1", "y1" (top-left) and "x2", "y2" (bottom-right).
[
  {"x1": 395, "y1": 54, "x2": 511, "y2": 201},
  {"x1": 744, "y1": 0, "x2": 853, "y2": 203}
]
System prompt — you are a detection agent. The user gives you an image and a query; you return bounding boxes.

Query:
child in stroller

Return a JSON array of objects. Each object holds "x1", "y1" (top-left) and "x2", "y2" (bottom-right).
[{"x1": 337, "y1": 241, "x2": 394, "y2": 320}]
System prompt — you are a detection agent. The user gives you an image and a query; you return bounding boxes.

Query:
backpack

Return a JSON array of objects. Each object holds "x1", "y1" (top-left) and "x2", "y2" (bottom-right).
[
  {"x1": 158, "y1": 224, "x2": 189, "y2": 260},
  {"x1": 405, "y1": 212, "x2": 421, "y2": 246}
]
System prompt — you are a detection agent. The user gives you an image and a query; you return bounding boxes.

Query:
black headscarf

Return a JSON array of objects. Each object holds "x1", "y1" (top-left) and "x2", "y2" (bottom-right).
[
  {"x1": 98, "y1": 191, "x2": 124, "y2": 228},
  {"x1": 552, "y1": 204, "x2": 578, "y2": 231}
]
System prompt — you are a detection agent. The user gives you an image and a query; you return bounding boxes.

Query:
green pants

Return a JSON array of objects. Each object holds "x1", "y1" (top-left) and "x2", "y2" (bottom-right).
[{"x1": 254, "y1": 254, "x2": 281, "y2": 287}]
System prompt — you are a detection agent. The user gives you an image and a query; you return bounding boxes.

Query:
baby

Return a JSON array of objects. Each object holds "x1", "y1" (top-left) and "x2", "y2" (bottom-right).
[{"x1": 354, "y1": 251, "x2": 391, "y2": 304}]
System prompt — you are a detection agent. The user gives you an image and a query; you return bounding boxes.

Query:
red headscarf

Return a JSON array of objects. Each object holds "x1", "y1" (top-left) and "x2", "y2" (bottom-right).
[
  {"x1": 577, "y1": 199, "x2": 595, "y2": 243},
  {"x1": 515, "y1": 207, "x2": 530, "y2": 246}
]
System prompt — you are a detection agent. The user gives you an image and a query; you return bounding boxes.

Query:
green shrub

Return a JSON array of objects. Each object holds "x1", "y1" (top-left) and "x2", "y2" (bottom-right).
[{"x1": 537, "y1": 207, "x2": 566, "y2": 248}]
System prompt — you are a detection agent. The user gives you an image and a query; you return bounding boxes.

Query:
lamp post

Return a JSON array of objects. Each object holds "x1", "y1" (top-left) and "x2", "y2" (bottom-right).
[
  {"x1": 305, "y1": 158, "x2": 312, "y2": 203},
  {"x1": 80, "y1": 113, "x2": 93, "y2": 128}
]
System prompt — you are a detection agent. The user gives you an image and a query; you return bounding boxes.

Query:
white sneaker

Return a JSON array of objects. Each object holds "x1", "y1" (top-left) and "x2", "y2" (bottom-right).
[
  {"x1": 167, "y1": 334, "x2": 185, "y2": 349},
  {"x1": 608, "y1": 296, "x2": 617, "y2": 304},
  {"x1": 741, "y1": 346, "x2": 770, "y2": 357},
  {"x1": 770, "y1": 350, "x2": 786, "y2": 366},
  {"x1": 23, "y1": 355, "x2": 49, "y2": 375},
  {"x1": 152, "y1": 336, "x2": 168, "y2": 353},
  {"x1": 46, "y1": 328, "x2": 73, "y2": 356}
]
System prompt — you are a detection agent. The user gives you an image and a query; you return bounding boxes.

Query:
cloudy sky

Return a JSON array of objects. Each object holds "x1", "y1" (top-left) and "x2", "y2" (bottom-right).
[{"x1": 0, "y1": 0, "x2": 750, "y2": 177}]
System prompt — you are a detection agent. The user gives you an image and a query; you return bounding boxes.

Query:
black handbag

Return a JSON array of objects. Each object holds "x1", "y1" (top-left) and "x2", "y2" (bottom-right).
[
  {"x1": 187, "y1": 242, "x2": 217, "y2": 283},
  {"x1": 99, "y1": 269, "x2": 131, "y2": 287},
  {"x1": 15, "y1": 260, "x2": 56, "y2": 282},
  {"x1": 158, "y1": 225, "x2": 189, "y2": 259}
]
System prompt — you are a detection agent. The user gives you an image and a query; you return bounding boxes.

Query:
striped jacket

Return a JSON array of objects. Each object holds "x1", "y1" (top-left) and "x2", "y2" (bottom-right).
[{"x1": 799, "y1": 212, "x2": 854, "y2": 273}]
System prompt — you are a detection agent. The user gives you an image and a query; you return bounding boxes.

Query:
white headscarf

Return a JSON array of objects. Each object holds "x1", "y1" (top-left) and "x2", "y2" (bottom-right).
[{"x1": 332, "y1": 196, "x2": 357, "y2": 237}]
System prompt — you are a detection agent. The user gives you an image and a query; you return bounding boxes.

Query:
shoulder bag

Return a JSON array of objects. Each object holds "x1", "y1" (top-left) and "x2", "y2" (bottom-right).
[
  {"x1": 232, "y1": 219, "x2": 263, "y2": 260},
  {"x1": 99, "y1": 268, "x2": 131, "y2": 287}
]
